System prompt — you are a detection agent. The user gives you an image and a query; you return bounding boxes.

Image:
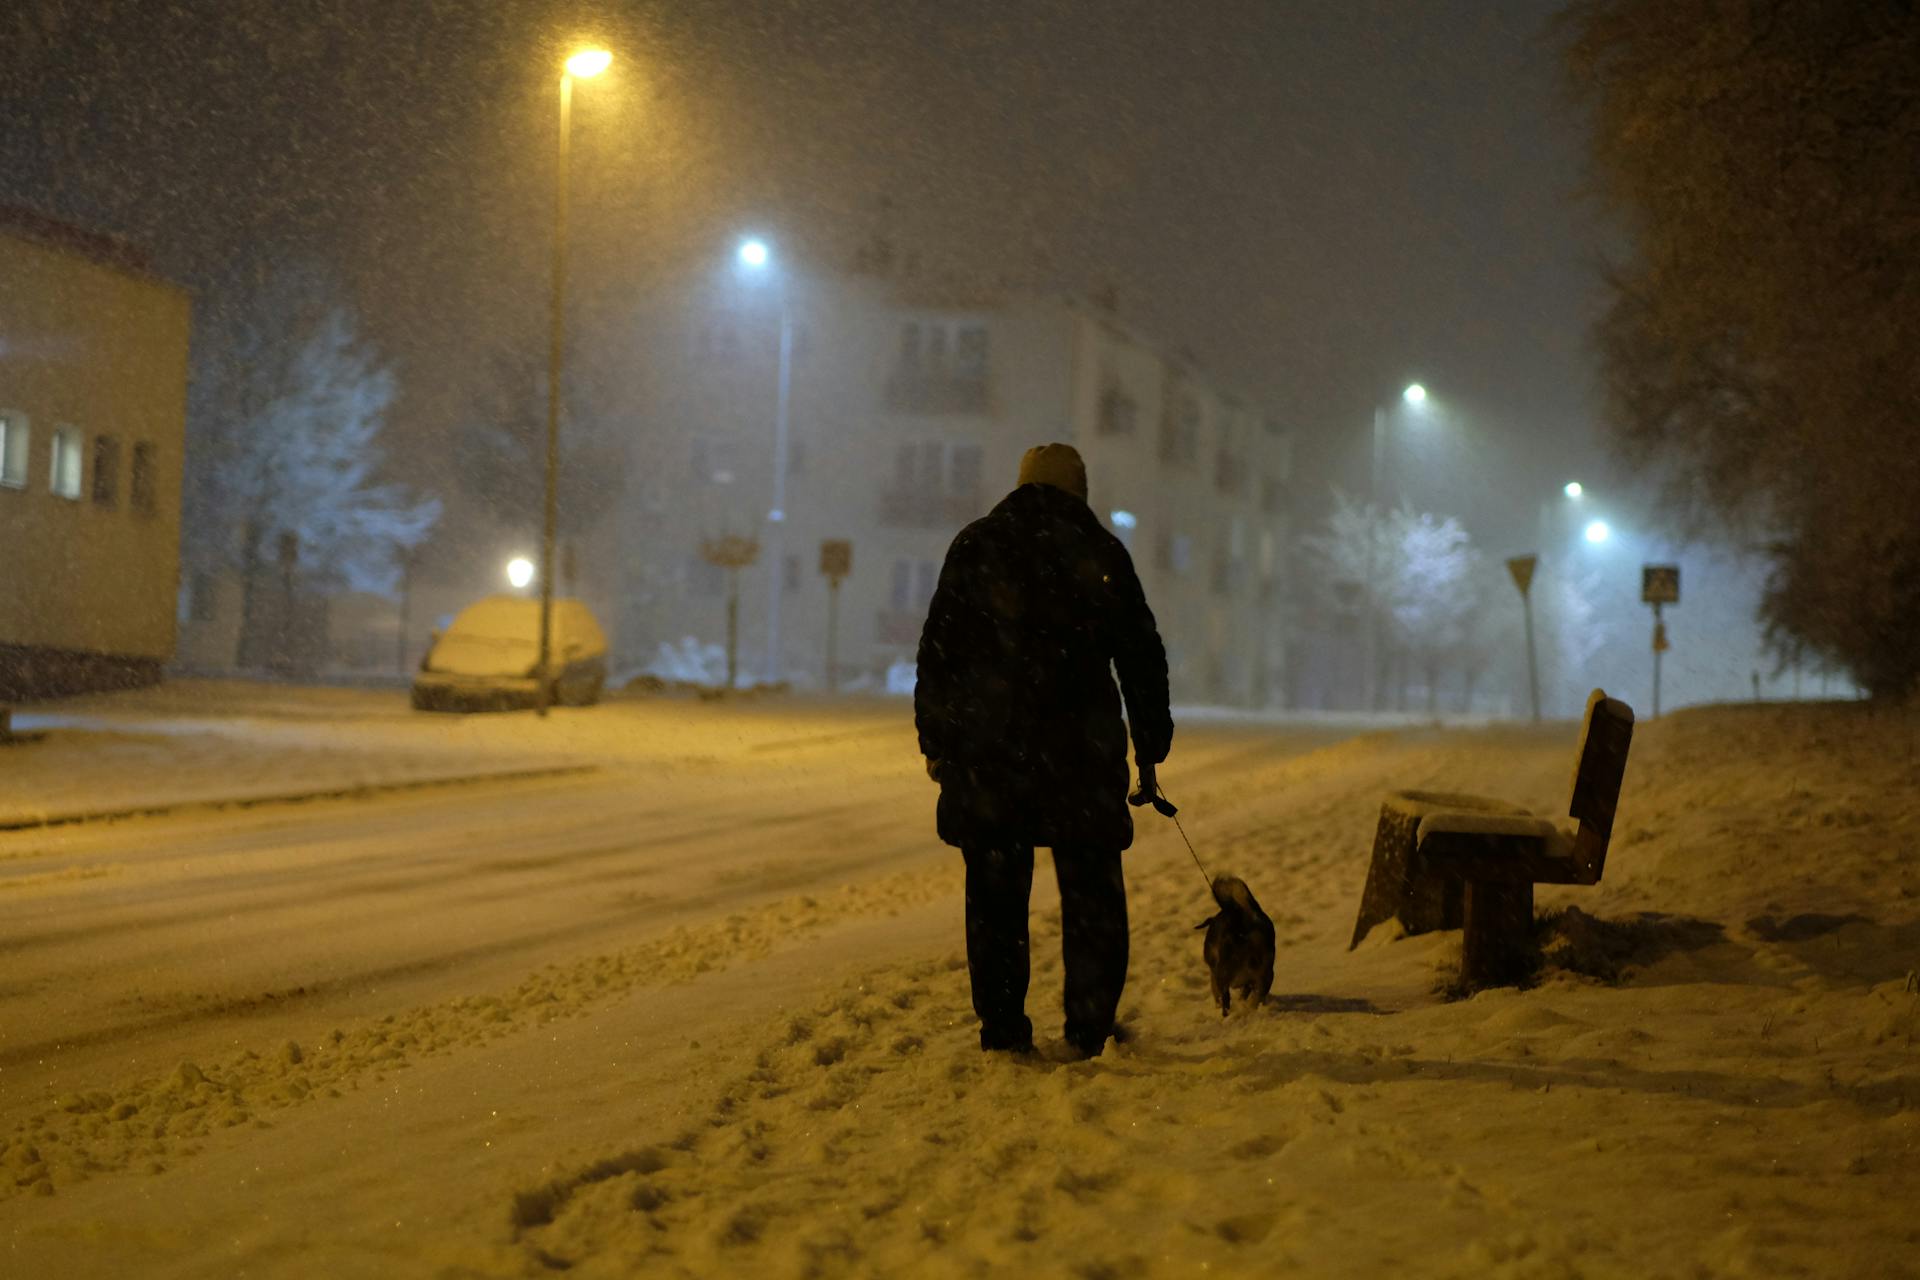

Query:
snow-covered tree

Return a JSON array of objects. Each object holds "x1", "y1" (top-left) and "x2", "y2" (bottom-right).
[
  {"x1": 1383, "y1": 507, "x2": 1482, "y2": 712},
  {"x1": 1302, "y1": 491, "x2": 1486, "y2": 710},
  {"x1": 187, "y1": 269, "x2": 438, "y2": 602}
]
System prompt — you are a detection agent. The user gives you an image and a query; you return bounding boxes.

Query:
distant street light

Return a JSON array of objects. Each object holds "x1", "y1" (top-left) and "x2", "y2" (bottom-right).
[
  {"x1": 1585, "y1": 519, "x2": 1612, "y2": 544},
  {"x1": 737, "y1": 235, "x2": 796, "y2": 686},
  {"x1": 506, "y1": 556, "x2": 535, "y2": 590},
  {"x1": 1363, "y1": 381, "x2": 1432, "y2": 709},
  {"x1": 536, "y1": 45, "x2": 611, "y2": 717},
  {"x1": 1564, "y1": 481, "x2": 1583, "y2": 499}
]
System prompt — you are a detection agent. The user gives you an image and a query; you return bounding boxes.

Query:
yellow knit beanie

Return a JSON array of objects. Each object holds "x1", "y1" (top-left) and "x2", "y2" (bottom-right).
[{"x1": 1016, "y1": 442, "x2": 1088, "y2": 502}]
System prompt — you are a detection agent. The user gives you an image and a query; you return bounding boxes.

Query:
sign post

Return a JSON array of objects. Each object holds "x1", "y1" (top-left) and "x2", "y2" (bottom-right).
[
  {"x1": 1505, "y1": 554, "x2": 1540, "y2": 723},
  {"x1": 819, "y1": 539, "x2": 852, "y2": 693},
  {"x1": 701, "y1": 534, "x2": 761, "y2": 689},
  {"x1": 1641, "y1": 564, "x2": 1680, "y2": 719}
]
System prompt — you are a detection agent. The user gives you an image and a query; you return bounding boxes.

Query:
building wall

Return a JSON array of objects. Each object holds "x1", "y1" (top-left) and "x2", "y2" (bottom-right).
[
  {"x1": 611, "y1": 272, "x2": 1292, "y2": 705},
  {"x1": 0, "y1": 225, "x2": 191, "y2": 696}
]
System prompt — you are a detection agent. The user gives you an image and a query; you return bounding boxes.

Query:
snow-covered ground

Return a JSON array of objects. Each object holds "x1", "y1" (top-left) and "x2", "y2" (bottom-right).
[{"x1": 2, "y1": 683, "x2": 1916, "y2": 1277}]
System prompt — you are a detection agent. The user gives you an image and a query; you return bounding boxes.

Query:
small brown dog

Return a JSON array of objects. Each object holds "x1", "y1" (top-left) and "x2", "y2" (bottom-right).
[{"x1": 1195, "y1": 875, "x2": 1276, "y2": 1016}]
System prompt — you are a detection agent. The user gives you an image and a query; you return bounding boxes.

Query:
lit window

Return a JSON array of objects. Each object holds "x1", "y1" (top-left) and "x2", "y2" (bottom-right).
[
  {"x1": 131, "y1": 442, "x2": 158, "y2": 516},
  {"x1": 0, "y1": 413, "x2": 27, "y2": 489},
  {"x1": 92, "y1": 435, "x2": 121, "y2": 507},
  {"x1": 49, "y1": 427, "x2": 83, "y2": 499}
]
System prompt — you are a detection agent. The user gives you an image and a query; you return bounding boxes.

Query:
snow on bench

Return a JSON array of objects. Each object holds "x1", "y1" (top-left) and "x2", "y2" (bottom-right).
[{"x1": 1349, "y1": 688, "x2": 1635, "y2": 990}]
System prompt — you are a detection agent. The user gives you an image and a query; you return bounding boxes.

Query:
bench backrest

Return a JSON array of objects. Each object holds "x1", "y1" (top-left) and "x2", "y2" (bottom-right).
[{"x1": 1567, "y1": 688, "x2": 1634, "y2": 882}]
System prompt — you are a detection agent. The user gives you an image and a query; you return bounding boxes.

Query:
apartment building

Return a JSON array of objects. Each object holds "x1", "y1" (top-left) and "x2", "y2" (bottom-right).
[
  {"x1": 0, "y1": 207, "x2": 191, "y2": 701},
  {"x1": 613, "y1": 266, "x2": 1293, "y2": 706}
]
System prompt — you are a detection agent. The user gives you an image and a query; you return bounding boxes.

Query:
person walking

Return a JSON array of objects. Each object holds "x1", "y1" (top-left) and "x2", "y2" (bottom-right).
[{"x1": 915, "y1": 443, "x2": 1172, "y2": 1058}]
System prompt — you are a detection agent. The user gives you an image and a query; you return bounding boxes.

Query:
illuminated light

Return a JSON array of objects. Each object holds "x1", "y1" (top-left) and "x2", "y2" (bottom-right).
[
  {"x1": 1564, "y1": 481, "x2": 1583, "y2": 499},
  {"x1": 737, "y1": 238, "x2": 770, "y2": 269},
  {"x1": 1402, "y1": 383, "x2": 1427, "y2": 407},
  {"x1": 1584, "y1": 520, "x2": 1611, "y2": 544},
  {"x1": 565, "y1": 49, "x2": 612, "y2": 78},
  {"x1": 1110, "y1": 509, "x2": 1137, "y2": 529},
  {"x1": 506, "y1": 556, "x2": 536, "y2": 588}
]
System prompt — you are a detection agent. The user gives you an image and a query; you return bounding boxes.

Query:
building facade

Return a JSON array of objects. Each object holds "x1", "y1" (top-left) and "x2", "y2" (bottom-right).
[
  {"x1": 612, "y1": 267, "x2": 1294, "y2": 706},
  {"x1": 0, "y1": 208, "x2": 191, "y2": 701}
]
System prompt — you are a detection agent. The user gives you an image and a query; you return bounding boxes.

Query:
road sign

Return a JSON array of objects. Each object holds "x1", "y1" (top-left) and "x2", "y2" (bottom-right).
[
  {"x1": 700, "y1": 534, "x2": 760, "y2": 569},
  {"x1": 1653, "y1": 621, "x2": 1670, "y2": 653},
  {"x1": 1642, "y1": 564, "x2": 1680, "y2": 605},
  {"x1": 819, "y1": 539, "x2": 852, "y2": 580},
  {"x1": 1505, "y1": 555, "x2": 1537, "y2": 596}
]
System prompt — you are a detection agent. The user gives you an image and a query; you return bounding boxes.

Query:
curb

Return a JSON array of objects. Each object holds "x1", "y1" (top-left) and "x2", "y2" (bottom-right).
[{"x1": 0, "y1": 763, "x2": 601, "y2": 833}]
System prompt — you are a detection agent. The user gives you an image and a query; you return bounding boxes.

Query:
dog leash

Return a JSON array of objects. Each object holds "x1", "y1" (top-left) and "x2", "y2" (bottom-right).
[{"x1": 1130, "y1": 781, "x2": 1214, "y2": 891}]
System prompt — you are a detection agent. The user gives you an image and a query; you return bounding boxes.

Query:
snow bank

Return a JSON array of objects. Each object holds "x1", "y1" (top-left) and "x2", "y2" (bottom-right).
[{"x1": 502, "y1": 702, "x2": 1920, "y2": 1278}]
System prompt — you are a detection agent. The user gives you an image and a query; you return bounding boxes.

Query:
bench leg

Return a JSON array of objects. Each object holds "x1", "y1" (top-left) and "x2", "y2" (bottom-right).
[
  {"x1": 1350, "y1": 802, "x2": 1463, "y2": 948},
  {"x1": 1460, "y1": 880, "x2": 1534, "y2": 990}
]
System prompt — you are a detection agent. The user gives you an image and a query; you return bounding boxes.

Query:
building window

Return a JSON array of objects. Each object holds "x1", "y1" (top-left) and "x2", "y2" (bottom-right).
[
  {"x1": 1171, "y1": 533, "x2": 1193, "y2": 575},
  {"x1": 186, "y1": 571, "x2": 218, "y2": 622},
  {"x1": 914, "y1": 560, "x2": 938, "y2": 611},
  {"x1": 1098, "y1": 383, "x2": 1137, "y2": 437},
  {"x1": 92, "y1": 435, "x2": 121, "y2": 507},
  {"x1": 49, "y1": 427, "x2": 83, "y2": 499},
  {"x1": 890, "y1": 559, "x2": 912, "y2": 610},
  {"x1": 0, "y1": 413, "x2": 27, "y2": 489},
  {"x1": 888, "y1": 317, "x2": 989, "y2": 413},
  {"x1": 131, "y1": 442, "x2": 158, "y2": 516},
  {"x1": 1159, "y1": 387, "x2": 1200, "y2": 467},
  {"x1": 949, "y1": 444, "x2": 982, "y2": 497},
  {"x1": 955, "y1": 326, "x2": 988, "y2": 376}
]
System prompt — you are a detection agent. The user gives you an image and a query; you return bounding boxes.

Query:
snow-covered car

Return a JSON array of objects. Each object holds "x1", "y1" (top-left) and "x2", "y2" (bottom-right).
[{"x1": 411, "y1": 595, "x2": 608, "y2": 711}]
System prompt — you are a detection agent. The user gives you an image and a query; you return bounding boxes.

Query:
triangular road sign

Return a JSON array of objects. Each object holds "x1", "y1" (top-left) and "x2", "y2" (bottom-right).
[{"x1": 1506, "y1": 554, "x2": 1537, "y2": 596}]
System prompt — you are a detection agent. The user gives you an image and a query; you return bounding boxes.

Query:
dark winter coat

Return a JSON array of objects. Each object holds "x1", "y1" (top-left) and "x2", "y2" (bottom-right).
[{"x1": 914, "y1": 482, "x2": 1173, "y2": 851}]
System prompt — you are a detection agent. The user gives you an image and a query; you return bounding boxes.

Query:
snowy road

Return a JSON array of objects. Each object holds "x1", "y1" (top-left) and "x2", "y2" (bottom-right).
[
  {"x1": 0, "y1": 695, "x2": 1352, "y2": 1127},
  {"x1": 6, "y1": 689, "x2": 1916, "y2": 1278}
]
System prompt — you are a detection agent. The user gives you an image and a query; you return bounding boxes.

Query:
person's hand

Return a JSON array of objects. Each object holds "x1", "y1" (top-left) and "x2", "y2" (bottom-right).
[
  {"x1": 1129, "y1": 761, "x2": 1157, "y2": 807},
  {"x1": 925, "y1": 757, "x2": 943, "y2": 783}
]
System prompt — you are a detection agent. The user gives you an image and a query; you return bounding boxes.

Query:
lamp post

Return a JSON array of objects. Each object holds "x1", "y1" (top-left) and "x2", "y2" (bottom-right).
[
  {"x1": 536, "y1": 46, "x2": 611, "y2": 718},
  {"x1": 1362, "y1": 382, "x2": 1428, "y2": 710},
  {"x1": 736, "y1": 236, "x2": 794, "y2": 687}
]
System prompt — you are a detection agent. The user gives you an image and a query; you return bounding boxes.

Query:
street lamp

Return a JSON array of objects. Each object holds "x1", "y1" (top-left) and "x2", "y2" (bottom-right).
[
  {"x1": 1564, "y1": 480, "x2": 1583, "y2": 499},
  {"x1": 536, "y1": 45, "x2": 610, "y2": 717},
  {"x1": 506, "y1": 556, "x2": 536, "y2": 590},
  {"x1": 1585, "y1": 519, "x2": 1612, "y2": 544},
  {"x1": 736, "y1": 235, "x2": 795, "y2": 686},
  {"x1": 1362, "y1": 381, "x2": 1431, "y2": 709}
]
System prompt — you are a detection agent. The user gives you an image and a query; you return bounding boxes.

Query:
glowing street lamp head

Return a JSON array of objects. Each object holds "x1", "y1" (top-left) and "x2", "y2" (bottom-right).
[
  {"x1": 1402, "y1": 383, "x2": 1428, "y2": 407},
  {"x1": 737, "y1": 237, "x2": 770, "y2": 269},
  {"x1": 1584, "y1": 520, "x2": 1611, "y2": 545},
  {"x1": 1564, "y1": 481, "x2": 1583, "y2": 499},
  {"x1": 565, "y1": 48, "x2": 612, "y2": 79},
  {"x1": 506, "y1": 556, "x2": 536, "y2": 589}
]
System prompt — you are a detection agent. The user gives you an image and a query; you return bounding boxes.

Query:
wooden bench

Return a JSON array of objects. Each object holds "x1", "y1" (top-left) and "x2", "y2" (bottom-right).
[{"x1": 1348, "y1": 688, "x2": 1635, "y2": 990}]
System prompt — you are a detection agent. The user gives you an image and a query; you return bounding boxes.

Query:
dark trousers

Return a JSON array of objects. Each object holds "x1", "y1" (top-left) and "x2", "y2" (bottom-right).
[{"x1": 962, "y1": 844, "x2": 1129, "y2": 1055}]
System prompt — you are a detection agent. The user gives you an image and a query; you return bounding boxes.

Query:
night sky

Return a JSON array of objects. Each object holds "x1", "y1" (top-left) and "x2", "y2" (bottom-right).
[{"x1": 3, "y1": 0, "x2": 1611, "y2": 553}]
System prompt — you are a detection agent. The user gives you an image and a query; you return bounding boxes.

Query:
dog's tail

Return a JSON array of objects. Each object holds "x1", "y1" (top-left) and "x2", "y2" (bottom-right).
[{"x1": 1210, "y1": 875, "x2": 1264, "y2": 916}]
